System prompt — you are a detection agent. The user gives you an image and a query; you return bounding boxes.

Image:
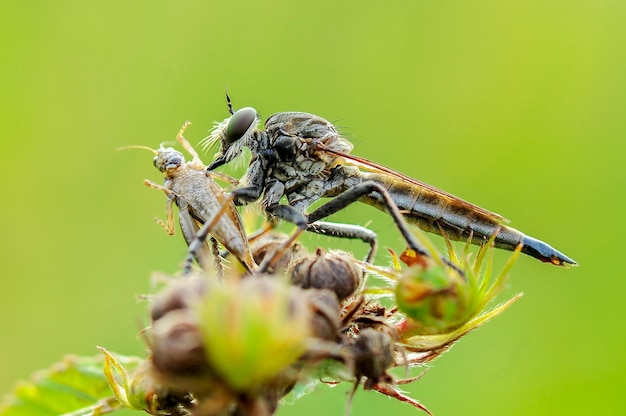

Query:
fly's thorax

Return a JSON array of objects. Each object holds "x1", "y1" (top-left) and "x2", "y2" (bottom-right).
[
  {"x1": 284, "y1": 165, "x2": 358, "y2": 211},
  {"x1": 270, "y1": 157, "x2": 327, "y2": 184},
  {"x1": 265, "y1": 112, "x2": 338, "y2": 140},
  {"x1": 266, "y1": 111, "x2": 354, "y2": 154},
  {"x1": 260, "y1": 112, "x2": 354, "y2": 192},
  {"x1": 266, "y1": 138, "x2": 345, "y2": 186}
]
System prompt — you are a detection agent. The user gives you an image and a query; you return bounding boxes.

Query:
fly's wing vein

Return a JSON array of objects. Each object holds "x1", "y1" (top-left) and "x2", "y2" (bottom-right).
[{"x1": 318, "y1": 144, "x2": 510, "y2": 224}]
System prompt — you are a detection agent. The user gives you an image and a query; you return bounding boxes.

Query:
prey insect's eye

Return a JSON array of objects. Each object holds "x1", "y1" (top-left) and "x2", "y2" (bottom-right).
[{"x1": 225, "y1": 107, "x2": 257, "y2": 144}]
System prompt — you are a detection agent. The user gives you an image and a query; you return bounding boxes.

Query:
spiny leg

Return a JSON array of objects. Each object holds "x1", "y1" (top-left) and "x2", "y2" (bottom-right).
[
  {"x1": 183, "y1": 193, "x2": 251, "y2": 274},
  {"x1": 306, "y1": 181, "x2": 429, "y2": 259},
  {"x1": 257, "y1": 204, "x2": 309, "y2": 273},
  {"x1": 255, "y1": 205, "x2": 380, "y2": 271},
  {"x1": 209, "y1": 237, "x2": 224, "y2": 280},
  {"x1": 217, "y1": 222, "x2": 274, "y2": 261},
  {"x1": 177, "y1": 199, "x2": 220, "y2": 276},
  {"x1": 307, "y1": 221, "x2": 379, "y2": 263}
]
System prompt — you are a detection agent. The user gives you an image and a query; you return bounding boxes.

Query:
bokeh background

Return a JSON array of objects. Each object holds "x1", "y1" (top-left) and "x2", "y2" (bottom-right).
[{"x1": 1, "y1": 1, "x2": 624, "y2": 415}]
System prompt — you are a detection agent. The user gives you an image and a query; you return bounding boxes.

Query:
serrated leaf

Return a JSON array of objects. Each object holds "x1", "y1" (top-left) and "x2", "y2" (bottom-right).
[{"x1": 0, "y1": 354, "x2": 143, "y2": 416}]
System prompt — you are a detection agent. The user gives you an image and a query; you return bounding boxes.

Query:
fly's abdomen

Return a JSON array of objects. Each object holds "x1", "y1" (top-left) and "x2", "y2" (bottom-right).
[
  {"x1": 360, "y1": 172, "x2": 576, "y2": 265},
  {"x1": 361, "y1": 172, "x2": 518, "y2": 245}
]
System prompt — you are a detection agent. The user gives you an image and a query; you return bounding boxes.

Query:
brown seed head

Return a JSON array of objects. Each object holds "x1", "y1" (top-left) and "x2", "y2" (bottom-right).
[
  {"x1": 150, "y1": 276, "x2": 208, "y2": 322},
  {"x1": 251, "y1": 233, "x2": 308, "y2": 274},
  {"x1": 290, "y1": 249, "x2": 362, "y2": 301},
  {"x1": 349, "y1": 328, "x2": 395, "y2": 390}
]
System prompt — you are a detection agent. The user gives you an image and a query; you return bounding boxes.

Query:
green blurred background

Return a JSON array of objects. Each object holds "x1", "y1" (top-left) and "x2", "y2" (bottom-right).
[{"x1": 1, "y1": 1, "x2": 623, "y2": 415}]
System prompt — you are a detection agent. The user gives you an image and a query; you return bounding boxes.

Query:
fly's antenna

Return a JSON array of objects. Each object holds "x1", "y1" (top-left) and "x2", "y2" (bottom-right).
[
  {"x1": 225, "y1": 87, "x2": 235, "y2": 115},
  {"x1": 116, "y1": 145, "x2": 159, "y2": 155}
]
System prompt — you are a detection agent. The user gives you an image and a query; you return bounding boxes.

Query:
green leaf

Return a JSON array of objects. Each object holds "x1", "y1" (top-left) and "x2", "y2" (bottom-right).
[{"x1": 0, "y1": 354, "x2": 143, "y2": 416}]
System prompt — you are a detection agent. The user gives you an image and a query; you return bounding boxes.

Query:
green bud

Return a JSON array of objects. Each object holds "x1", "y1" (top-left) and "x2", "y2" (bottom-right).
[
  {"x1": 193, "y1": 277, "x2": 312, "y2": 393},
  {"x1": 395, "y1": 264, "x2": 468, "y2": 335}
]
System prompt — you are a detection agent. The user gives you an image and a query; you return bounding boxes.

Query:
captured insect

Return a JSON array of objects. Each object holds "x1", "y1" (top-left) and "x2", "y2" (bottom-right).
[
  {"x1": 123, "y1": 121, "x2": 257, "y2": 274},
  {"x1": 202, "y1": 95, "x2": 576, "y2": 266}
]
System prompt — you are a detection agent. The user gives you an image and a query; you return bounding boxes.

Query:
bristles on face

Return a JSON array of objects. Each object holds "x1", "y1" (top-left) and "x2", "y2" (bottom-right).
[
  {"x1": 200, "y1": 117, "x2": 230, "y2": 154},
  {"x1": 200, "y1": 113, "x2": 259, "y2": 170}
]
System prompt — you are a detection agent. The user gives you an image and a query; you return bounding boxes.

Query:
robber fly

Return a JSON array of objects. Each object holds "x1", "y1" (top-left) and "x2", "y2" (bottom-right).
[{"x1": 201, "y1": 97, "x2": 576, "y2": 267}]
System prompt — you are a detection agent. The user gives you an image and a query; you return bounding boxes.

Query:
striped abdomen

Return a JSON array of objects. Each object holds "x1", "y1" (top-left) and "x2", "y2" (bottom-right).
[{"x1": 359, "y1": 172, "x2": 575, "y2": 266}]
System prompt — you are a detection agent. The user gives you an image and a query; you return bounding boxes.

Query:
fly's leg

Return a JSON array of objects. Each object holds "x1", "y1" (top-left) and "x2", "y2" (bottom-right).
[
  {"x1": 183, "y1": 193, "x2": 253, "y2": 274},
  {"x1": 144, "y1": 180, "x2": 176, "y2": 235},
  {"x1": 306, "y1": 181, "x2": 430, "y2": 259},
  {"x1": 307, "y1": 221, "x2": 379, "y2": 263},
  {"x1": 217, "y1": 222, "x2": 274, "y2": 260},
  {"x1": 176, "y1": 198, "x2": 221, "y2": 277},
  {"x1": 256, "y1": 204, "x2": 309, "y2": 273}
]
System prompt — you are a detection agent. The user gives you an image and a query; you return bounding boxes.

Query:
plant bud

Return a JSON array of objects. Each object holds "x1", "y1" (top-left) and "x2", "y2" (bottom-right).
[
  {"x1": 150, "y1": 309, "x2": 208, "y2": 375},
  {"x1": 150, "y1": 276, "x2": 207, "y2": 322},
  {"x1": 395, "y1": 264, "x2": 467, "y2": 335},
  {"x1": 290, "y1": 249, "x2": 362, "y2": 301},
  {"x1": 250, "y1": 233, "x2": 308, "y2": 274},
  {"x1": 193, "y1": 277, "x2": 312, "y2": 393},
  {"x1": 348, "y1": 328, "x2": 395, "y2": 390},
  {"x1": 303, "y1": 289, "x2": 341, "y2": 341}
]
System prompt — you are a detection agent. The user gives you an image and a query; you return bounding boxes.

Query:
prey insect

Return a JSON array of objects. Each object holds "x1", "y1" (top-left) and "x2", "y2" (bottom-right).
[
  {"x1": 125, "y1": 121, "x2": 257, "y2": 274},
  {"x1": 202, "y1": 96, "x2": 576, "y2": 267}
]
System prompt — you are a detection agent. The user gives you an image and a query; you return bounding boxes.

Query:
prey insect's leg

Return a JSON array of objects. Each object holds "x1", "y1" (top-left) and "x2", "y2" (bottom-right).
[
  {"x1": 208, "y1": 236, "x2": 224, "y2": 279},
  {"x1": 206, "y1": 170, "x2": 240, "y2": 186},
  {"x1": 307, "y1": 221, "x2": 379, "y2": 263},
  {"x1": 306, "y1": 181, "x2": 430, "y2": 259},
  {"x1": 144, "y1": 179, "x2": 176, "y2": 235},
  {"x1": 145, "y1": 177, "x2": 224, "y2": 275},
  {"x1": 173, "y1": 121, "x2": 205, "y2": 166}
]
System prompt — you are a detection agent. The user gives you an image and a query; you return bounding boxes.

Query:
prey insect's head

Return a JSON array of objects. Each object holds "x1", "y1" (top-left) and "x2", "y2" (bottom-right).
[
  {"x1": 201, "y1": 107, "x2": 259, "y2": 170},
  {"x1": 153, "y1": 146, "x2": 186, "y2": 173},
  {"x1": 118, "y1": 144, "x2": 185, "y2": 174}
]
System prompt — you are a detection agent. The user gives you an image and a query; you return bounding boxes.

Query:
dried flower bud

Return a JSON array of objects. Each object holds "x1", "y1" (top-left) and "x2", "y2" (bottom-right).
[
  {"x1": 251, "y1": 233, "x2": 308, "y2": 274},
  {"x1": 150, "y1": 309, "x2": 208, "y2": 376},
  {"x1": 303, "y1": 289, "x2": 341, "y2": 341},
  {"x1": 150, "y1": 276, "x2": 207, "y2": 322},
  {"x1": 348, "y1": 328, "x2": 395, "y2": 390},
  {"x1": 290, "y1": 249, "x2": 362, "y2": 301}
]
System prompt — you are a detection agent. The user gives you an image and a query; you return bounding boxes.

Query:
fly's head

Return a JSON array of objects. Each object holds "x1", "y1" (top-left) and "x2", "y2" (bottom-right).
[
  {"x1": 201, "y1": 107, "x2": 259, "y2": 170},
  {"x1": 153, "y1": 146, "x2": 185, "y2": 175}
]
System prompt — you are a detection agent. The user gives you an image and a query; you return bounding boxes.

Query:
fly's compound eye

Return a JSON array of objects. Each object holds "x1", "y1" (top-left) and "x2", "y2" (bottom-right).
[{"x1": 225, "y1": 107, "x2": 257, "y2": 144}]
